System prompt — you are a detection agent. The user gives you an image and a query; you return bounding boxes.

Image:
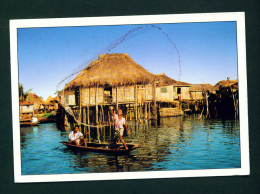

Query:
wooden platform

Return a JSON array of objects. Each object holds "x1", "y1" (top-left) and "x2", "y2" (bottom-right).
[{"x1": 159, "y1": 107, "x2": 182, "y2": 117}]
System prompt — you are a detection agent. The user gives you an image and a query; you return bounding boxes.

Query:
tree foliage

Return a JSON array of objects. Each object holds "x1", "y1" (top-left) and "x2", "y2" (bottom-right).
[{"x1": 19, "y1": 83, "x2": 32, "y2": 102}]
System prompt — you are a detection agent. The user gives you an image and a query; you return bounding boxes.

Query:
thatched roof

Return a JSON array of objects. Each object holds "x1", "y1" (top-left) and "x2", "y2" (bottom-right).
[
  {"x1": 215, "y1": 79, "x2": 238, "y2": 89},
  {"x1": 156, "y1": 73, "x2": 191, "y2": 86},
  {"x1": 189, "y1": 84, "x2": 217, "y2": 92},
  {"x1": 27, "y1": 93, "x2": 46, "y2": 105},
  {"x1": 45, "y1": 96, "x2": 53, "y2": 104},
  {"x1": 65, "y1": 53, "x2": 159, "y2": 90}
]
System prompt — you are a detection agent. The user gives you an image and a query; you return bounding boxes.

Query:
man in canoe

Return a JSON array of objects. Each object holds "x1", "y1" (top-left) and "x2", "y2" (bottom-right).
[
  {"x1": 68, "y1": 125, "x2": 90, "y2": 147},
  {"x1": 110, "y1": 107, "x2": 130, "y2": 150}
]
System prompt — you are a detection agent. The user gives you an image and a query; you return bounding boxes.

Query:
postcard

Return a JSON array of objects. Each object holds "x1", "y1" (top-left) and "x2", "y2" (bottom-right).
[{"x1": 10, "y1": 12, "x2": 249, "y2": 183}]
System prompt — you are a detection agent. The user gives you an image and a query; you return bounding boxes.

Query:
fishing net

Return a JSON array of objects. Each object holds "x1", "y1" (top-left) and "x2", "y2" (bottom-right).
[{"x1": 56, "y1": 24, "x2": 181, "y2": 127}]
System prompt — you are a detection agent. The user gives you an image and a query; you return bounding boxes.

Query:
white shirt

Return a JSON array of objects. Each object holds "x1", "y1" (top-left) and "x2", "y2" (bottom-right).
[
  {"x1": 68, "y1": 131, "x2": 83, "y2": 141},
  {"x1": 113, "y1": 114, "x2": 125, "y2": 130}
]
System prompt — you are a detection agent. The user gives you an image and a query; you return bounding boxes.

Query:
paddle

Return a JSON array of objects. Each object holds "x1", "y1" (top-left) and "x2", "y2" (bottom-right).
[
  {"x1": 53, "y1": 131, "x2": 90, "y2": 150},
  {"x1": 53, "y1": 144, "x2": 66, "y2": 150}
]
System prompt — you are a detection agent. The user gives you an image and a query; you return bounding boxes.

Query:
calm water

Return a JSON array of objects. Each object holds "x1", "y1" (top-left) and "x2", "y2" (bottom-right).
[{"x1": 20, "y1": 114, "x2": 240, "y2": 175}]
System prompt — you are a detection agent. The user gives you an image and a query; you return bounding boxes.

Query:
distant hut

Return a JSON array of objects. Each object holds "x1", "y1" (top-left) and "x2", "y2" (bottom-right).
[
  {"x1": 46, "y1": 96, "x2": 59, "y2": 111},
  {"x1": 215, "y1": 79, "x2": 238, "y2": 96},
  {"x1": 27, "y1": 93, "x2": 46, "y2": 114},
  {"x1": 214, "y1": 79, "x2": 239, "y2": 119},
  {"x1": 155, "y1": 73, "x2": 191, "y2": 117},
  {"x1": 156, "y1": 73, "x2": 191, "y2": 101},
  {"x1": 63, "y1": 53, "x2": 160, "y2": 125},
  {"x1": 20, "y1": 101, "x2": 34, "y2": 115},
  {"x1": 189, "y1": 84, "x2": 217, "y2": 100}
]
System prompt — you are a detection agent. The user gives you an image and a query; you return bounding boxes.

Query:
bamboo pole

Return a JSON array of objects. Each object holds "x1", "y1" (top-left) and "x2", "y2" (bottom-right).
[
  {"x1": 96, "y1": 86, "x2": 98, "y2": 125},
  {"x1": 129, "y1": 107, "x2": 132, "y2": 121},
  {"x1": 206, "y1": 92, "x2": 210, "y2": 118},
  {"x1": 148, "y1": 101, "x2": 150, "y2": 120},
  {"x1": 116, "y1": 87, "x2": 118, "y2": 112},
  {"x1": 153, "y1": 82, "x2": 157, "y2": 119},
  {"x1": 135, "y1": 85, "x2": 138, "y2": 121},
  {"x1": 79, "y1": 87, "x2": 82, "y2": 130}
]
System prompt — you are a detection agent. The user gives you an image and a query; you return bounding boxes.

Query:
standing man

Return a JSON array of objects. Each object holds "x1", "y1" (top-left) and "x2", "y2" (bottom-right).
[
  {"x1": 68, "y1": 125, "x2": 90, "y2": 147},
  {"x1": 110, "y1": 107, "x2": 130, "y2": 150}
]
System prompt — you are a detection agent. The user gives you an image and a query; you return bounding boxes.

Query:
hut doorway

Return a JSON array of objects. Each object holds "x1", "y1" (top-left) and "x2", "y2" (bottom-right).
[{"x1": 104, "y1": 87, "x2": 112, "y2": 104}]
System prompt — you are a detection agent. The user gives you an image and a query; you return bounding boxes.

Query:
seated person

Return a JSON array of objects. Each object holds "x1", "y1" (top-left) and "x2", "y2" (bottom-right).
[{"x1": 68, "y1": 125, "x2": 89, "y2": 147}]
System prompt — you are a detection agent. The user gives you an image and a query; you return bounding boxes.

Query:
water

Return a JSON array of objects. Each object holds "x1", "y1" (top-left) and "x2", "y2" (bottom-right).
[{"x1": 20, "y1": 114, "x2": 240, "y2": 175}]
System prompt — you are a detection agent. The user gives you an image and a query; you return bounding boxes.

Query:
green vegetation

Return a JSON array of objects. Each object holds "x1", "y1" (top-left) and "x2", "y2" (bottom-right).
[
  {"x1": 19, "y1": 83, "x2": 32, "y2": 102},
  {"x1": 36, "y1": 112, "x2": 54, "y2": 118}
]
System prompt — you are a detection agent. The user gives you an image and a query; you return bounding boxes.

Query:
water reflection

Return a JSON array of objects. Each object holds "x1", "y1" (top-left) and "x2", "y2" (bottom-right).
[{"x1": 20, "y1": 115, "x2": 240, "y2": 175}]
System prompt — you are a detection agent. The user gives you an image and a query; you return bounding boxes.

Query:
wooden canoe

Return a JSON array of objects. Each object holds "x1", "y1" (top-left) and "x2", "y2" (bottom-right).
[
  {"x1": 20, "y1": 121, "x2": 39, "y2": 126},
  {"x1": 59, "y1": 141, "x2": 140, "y2": 154}
]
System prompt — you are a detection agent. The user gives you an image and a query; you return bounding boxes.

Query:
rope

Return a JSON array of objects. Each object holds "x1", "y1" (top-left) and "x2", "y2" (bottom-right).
[
  {"x1": 61, "y1": 103, "x2": 109, "y2": 128},
  {"x1": 57, "y1": 24, "x2": 182, "y2": 125}
]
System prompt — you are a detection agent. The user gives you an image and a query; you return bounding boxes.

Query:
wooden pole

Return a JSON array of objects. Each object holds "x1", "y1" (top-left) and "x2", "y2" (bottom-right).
[
  {"x1": 124, "y1": 85, "x2": 126, "y2": 103},
  {"x1": 87, "y1": 105, "x2": 90, "y2": 139},
  {"x1": 153, "y1": 82, "x2": 157, "y2": 119},
  {"x1": 148, "y1": 101, "x2": 150, "y2": 120},
  {"x1": 96, "y1": 86, "x2": 98, "y2": 125},
  {"x1": 129, "y1": 106, "x2": 132, "y2": 120},
  {"x1": 116, "y1": 86, "x2": 118, "y2": 112},
  {"x1": 79, "y1": 87, "x2": 82, "y2": 130},
  {"x1": 83, "y1": 107, "x2": 86, "y2": 132},
  {"x1": 206, "y1": 92, "x2": 210, "y2": 118},
  {"x1": 135, "y1": 85, "x2": 138, "y2": 121},
  {"x1": 145, "y1": 85, "x2": 147, "y2": 120}
]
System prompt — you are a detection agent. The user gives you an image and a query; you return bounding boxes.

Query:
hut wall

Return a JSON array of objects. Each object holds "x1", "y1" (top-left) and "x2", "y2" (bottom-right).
[
  {"x1": 190, "y1": 91, "x2": 204, "y2": 100},
  {"x1": 81, "y1": 87, "x2": 104, "y2": 106},
  {"x1": 112, "y1": 86, "x2": 135, "y2": 104},
  {"x1": 173, "y1": 86, "x2": 190, "y2": 100},
  {"x1": 156, "y1": 85, "x2": 174, "y2": 102},
  {"x1": 20, "y1": 105, "x2": 34, "y2": 113},
  {"x1": 137, "y1": 84, "x2": 153, "y2": 103},
  {"x1": 64, "y1": 95, "x2": 76, "y2": 106},
  {"x1": 110, "y1": 85, "x2": 153, "y2": 104}
]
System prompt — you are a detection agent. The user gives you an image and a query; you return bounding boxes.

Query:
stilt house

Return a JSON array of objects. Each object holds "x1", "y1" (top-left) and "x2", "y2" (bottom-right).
[
  {"x1": 62, "y1": 53, "x2": 160, "y2": 125},
  {"x1": 189, "y1": 84, "x2": 217, "y2": 100},
  {"x1": 156, "y1": 73, "x2": 191, "y2": 101},
  {"x1": 155, "y1": 73, "x2": 191, "y2": 117}
]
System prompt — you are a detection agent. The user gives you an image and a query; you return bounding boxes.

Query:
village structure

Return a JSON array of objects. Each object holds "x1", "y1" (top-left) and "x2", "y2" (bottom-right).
[{"x1": 19, "y1": 53, "x2": 239, "y2": 128}]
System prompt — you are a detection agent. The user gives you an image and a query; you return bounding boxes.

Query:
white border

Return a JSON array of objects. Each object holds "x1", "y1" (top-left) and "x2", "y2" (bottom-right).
[{"x1": 10, "y1": 12, "x2": 249, "y2": 183}]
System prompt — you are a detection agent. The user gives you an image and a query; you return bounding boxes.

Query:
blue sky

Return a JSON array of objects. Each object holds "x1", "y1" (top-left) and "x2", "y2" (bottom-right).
[{"x1": 18, "y1": 21, "x2": 237, "y2": 100}]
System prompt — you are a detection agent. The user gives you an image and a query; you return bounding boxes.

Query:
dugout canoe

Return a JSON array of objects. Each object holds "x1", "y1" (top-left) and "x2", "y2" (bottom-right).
[{"x1": 59, "y1": 141, "x2": 140, "y2": 154}]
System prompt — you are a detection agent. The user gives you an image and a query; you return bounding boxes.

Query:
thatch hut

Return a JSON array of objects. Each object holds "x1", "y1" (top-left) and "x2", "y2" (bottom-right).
[
  {"x1": 154, "y1": 73, "x2": 191, "y2": 117},
  {"x1": 27, "y1": 93, "x2": 46, "y2": 113},
  {"x1": 46, "y1": 96, "x2": 59, "y2": 111},
  {"x1": 189, "y1": 84, "x2": 217, "y2": 100},
  {"x1": 215, "y1": 79, "x2": 238, "y2": 94},
  {"x1": 156, "y1": 73, "x2": 191, "y2": 101},
  {"x1": 62, "y1": 53, "x2": 160, "y2": 125}
]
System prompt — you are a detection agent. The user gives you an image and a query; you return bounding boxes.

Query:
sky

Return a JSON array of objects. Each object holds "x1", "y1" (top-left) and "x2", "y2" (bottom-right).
[{"x1": 18, "y1": 21, "x2": 237, "y2": 101}]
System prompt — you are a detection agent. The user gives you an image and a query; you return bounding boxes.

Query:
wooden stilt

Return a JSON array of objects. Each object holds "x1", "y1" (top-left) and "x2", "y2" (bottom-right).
[
  {"x1": 129, "y1": 107, "x2": 132, "y2": 121},
  {"x1": 83, "y1": 107, "x2": 86, "y2": 132},
  {"x1": 116, "y1": 87, "x2": 118, "y2": 112},
  {"x1": 145, "y1": 85, "x2": 147, "y2": 120},
  {"x1": 148, "y1": 101, "x2": 151, "y2": 120},
  {"x1": 96, "y1": 86, "x2": 99, "y2": 125},
  {"x1": 87, "y1": 106, "x2": 90, "y2": 139},
  {"x1": 78, "y1": 87, "x2": 82, "y2": 130},
  {"x1": 153, "y1": 82, "x2": 157, "y2": 119},
  {"x1": 135, "y1": 85, "x2": 138, "y2": 121},
  {"x1": 145, "y1": 103, "x2": 147, "y2": 120}
]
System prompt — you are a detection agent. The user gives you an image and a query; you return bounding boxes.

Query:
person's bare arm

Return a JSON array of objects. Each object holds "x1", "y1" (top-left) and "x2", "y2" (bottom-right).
[
  {"x1": 110, "y1": 106, "x2": 115, "y2": 117},
  {"x1": 124, "y1": 124, "x2": 130, "y2": 134}
]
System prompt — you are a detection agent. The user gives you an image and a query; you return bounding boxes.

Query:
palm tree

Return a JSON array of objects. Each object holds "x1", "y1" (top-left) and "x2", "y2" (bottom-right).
[{"x1": 19, "y1": 83, "x2": 32, "y2": 102}]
